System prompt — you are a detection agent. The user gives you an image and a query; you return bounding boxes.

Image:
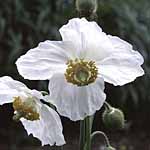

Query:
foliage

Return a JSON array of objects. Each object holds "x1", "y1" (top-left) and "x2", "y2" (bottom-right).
[{"x1": 0, "y1": 0, "x2": 74, "y2": 77}]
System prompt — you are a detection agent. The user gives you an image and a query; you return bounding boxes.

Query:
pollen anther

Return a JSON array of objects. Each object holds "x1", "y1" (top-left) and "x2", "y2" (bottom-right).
[
  {"x1": 65, "y1": 58, "x2": 98, "y2": 86},
  {"x1": 13, "y1": 97, "x2": 40, "y2": 121}
]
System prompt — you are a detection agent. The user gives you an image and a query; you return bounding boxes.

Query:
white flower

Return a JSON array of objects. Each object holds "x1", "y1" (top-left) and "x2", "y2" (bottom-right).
[
  {"x1": 16, "y1": 18, "x2": 144, "y2": 121},
  {"x1": 0, "y1": 76, "x2": 65, "y2": 146}
]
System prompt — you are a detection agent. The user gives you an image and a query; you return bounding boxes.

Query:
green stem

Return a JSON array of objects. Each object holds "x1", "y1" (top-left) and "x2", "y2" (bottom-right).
[
  {"x1": 91, "y1": 131, "x2": 111, "y2": 147},
  {"x1": 104, "y1": 101, "x2": 112, "y2": 110},
  {"x1": 80, "y1": 115, "x2": 94, "y2": 150},
  {"x1": 60, "y1": 146, "x2": 64, "y2": 150},
  {"x1": 85, "y1": 116, "x2": 91, "y2": 150},
  {"x1": 79, "y1": 119, "x2": 86, "y2": 150},
  {"x1": 40, "y1": 91, "x2": 49, "y2": 96}
]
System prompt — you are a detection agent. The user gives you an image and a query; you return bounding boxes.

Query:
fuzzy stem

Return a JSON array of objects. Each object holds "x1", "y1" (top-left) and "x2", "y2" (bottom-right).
[
  {"x1": 104, "y1": 101, "x2": 112, "y2": 110},
  {"x1": 91, "y1": 131, "x2": 111, "y2": 147}
]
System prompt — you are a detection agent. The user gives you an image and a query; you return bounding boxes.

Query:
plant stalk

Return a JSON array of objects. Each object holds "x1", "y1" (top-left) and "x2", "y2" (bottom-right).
[
  {"x1": 79, "y1": 115, "x2": 94, "y2": 150},
  {"x1": 79, "y1": 119, "x2": 86, "y2": 150},
  {"x1": 85, "y1": 116, "x2": 92, "y2": 150}
]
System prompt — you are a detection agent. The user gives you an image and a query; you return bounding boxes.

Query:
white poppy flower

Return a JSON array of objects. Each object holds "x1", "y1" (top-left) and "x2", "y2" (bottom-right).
[
  {"x1": 16, "y1": 18, "x2": 144, "y2": 121},
  {"x1": 0, "y1": 76, "x2": 65, "y2": 146}
]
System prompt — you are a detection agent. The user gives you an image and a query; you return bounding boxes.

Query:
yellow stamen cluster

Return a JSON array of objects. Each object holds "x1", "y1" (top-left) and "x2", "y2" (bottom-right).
[
  {"x1": 65, "y1": 58, "x2": 98, "y2": 86},
  {"x1": 13, "y1": 97, "x2": 40, "y2": 121}
]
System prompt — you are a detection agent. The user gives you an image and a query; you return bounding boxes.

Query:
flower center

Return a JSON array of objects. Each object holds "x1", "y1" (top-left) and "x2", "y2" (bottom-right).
[
  {"x1": 65, "y1": 58, "x2": 98, "y2": 86},
  {"x1": 13, "y1": 96, "x2": 40, "y2": 121}
]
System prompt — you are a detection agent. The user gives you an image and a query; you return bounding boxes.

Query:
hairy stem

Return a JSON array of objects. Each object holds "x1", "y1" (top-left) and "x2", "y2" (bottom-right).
[{"x1": 91, "y1": 131, "x2": 111, "y2": 147}]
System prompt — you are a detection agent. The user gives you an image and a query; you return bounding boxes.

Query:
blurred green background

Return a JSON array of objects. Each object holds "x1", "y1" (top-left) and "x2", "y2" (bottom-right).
[{"x1": 0, "y1": 0, "x2": 149, "y2": 150}]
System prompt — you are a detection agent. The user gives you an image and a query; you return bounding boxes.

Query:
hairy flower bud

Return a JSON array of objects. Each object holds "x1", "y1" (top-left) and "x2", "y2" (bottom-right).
[
  {"x1": 104, "y1": 146, "x2": 116, "y2": 150},
  {"x1": 103, "y1": 107, "x2": 125, "y2": 130},
  {"x1": 76, "y1": 0, "x2": 98, "y2": 19}
]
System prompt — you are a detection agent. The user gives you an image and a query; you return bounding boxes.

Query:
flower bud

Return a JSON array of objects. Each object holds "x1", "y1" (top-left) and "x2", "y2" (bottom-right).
[
  {"x1": 102, "y1": 107, "x2": 125, "y2": 130},
  {"x1": 104, "y1": 146, "x2": 116, "y2": 150},
  {"x1": 76, "y1": 0, "x2": 98, "y2": 19}
]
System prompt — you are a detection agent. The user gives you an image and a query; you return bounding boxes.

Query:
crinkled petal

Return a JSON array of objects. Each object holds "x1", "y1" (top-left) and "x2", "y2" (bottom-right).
[
  {"x1": 0, "y1": 76, "x2": 28, "y2": 105},
  {"x1": 30, "y1": 89, "x2": 43, "y2": 100},
  {"x1": 0, "y1": 76, "x2": 28, "y2": 91},
  {"x1": 107, "y1": 35, "x2": 134, "y2": 52},
  {"x1": 16, "y1": 41, "x2": 70, "y2": 80},
  {"x1": 97, "y1": 35, "x2": 144, "y2": 86},
  {"x1": 48, "y1": 73, "x2": 106, "y2": 121},
  {"x1": 59, "y1": 18, "x2": 113, "y2": 61},
  {"x1": 0, "y1": 76, "x2": 43, "y2": 104},
  {"x1": 21, "y1": 104, "x2": 65, "y2": 146},
  {"x1": 0, "y1": 82, "x2": 19, "y2": 105}
]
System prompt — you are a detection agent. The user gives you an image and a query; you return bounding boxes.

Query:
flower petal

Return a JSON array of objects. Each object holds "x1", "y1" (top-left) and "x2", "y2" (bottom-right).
[
  {"x1": 97, "y1": 35, "x2": 144, "y2": 86},
  {"x1": 30, "y1": 89, "x2": 43, "y2": 100},
  {"x1": 48, "y1": 74, "x2": 106, "y2": 121},
  {"x1": 0, "y1": 76, "x2": 27, "y2": 91},
  {"x1": 59, "y1": 18, "x2": 113, "y2": 61},
  {"x1": 21, "y1": 104, "x2": 65, "y2": 146},
  {"x1": 0, "y1": 83, "x2": 19, "y2": 105},
  {"x1": 16, "y1": 41, "x2": 70, "y2": 80},
  {"x1": 0, "y1": 76, "x2": 28, "y2": 105}
]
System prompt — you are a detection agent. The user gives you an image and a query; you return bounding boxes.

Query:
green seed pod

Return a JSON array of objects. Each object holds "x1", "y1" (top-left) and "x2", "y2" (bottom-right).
[
  {"x1": 103, "y1": 107, "x2": 125, "y2": 130},
  {"x1": 104, "y1": 146, "x2": 116, "y2": 150},
  {"x1": 76, "y1": 0, "x2": 98, "y2": 19},
  {"x1": 76, "y1": 0, "x2": 97, "y2": 13}
]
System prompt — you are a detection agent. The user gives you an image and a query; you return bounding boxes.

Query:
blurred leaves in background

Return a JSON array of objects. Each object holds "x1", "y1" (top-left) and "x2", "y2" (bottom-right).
[{"x1": 0, "y1": 0, "x2": 75, "y2": 76}]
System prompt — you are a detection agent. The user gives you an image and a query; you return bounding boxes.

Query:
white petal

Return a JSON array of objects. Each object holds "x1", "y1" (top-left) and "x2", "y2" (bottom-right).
[
  {"x1": 0, "y1": 76, "x2": 43, "y2": 105},
  {"x1": 97, "y1": 35, "x2": 144, "y2": 86},
  {"x1": 21, "y1": 104, "x2": 65, "y2": 146},
  {"x1": 0, "y1": 76, "x2": 27, "y2": 91},
  {"x1": 0, "y1": 83, "x2": 19, "y2": 105},
  {"x1": 30, "y1": 89, "x2": 43, "y2": 100},
  {"x1": 48, "y1": 74, "x2": 106, "y2": 121},
  {"x1": 107, "y1": 35, "x2": 134, "y2": 52},
  {"x1": 16, "y1": 41, "x2": 70, "y2": 80},
  {"x1": 0, "y1": 76, "x2": 28, "y2": 105},
  {"x1": 59, "y1": 18, "x2": 113, "y2": 61}
]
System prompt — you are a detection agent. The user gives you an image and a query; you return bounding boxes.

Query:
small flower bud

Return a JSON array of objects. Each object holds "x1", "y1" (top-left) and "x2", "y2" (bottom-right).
[
  {"x1": 76, "y1": 0, "x2": 97, "y2": 12},
  {"x1": 76, "y1": 0, "x2": 98, "y2": 19},
  {"x1": 104, "y1": 146, "x2": 116, "y2": 150},
  {"x1": 103, "y1": 107, "x2": 125, "y2": 130}
]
